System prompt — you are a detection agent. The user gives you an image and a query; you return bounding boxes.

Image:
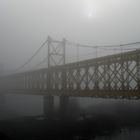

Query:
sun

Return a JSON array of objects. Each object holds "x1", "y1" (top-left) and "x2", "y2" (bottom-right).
[
  {"x1": 84, "y1": 0, "x2": 98, "y2": 19},
  {"x1": 88, "y1": 12, "x2": 93, "y2": 17},
  {"x1": 87, "y1": 10, "x2": 97, "y2": 19}
]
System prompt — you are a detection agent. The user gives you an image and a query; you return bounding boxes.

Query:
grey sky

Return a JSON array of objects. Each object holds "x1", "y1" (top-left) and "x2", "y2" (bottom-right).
[{"x1": 0, "y1": 0, "x2": 140, "y2": 71}]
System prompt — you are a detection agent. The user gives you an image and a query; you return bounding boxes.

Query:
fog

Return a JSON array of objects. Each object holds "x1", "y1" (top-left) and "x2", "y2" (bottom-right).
[
  {"x1": 0, "y1": 0, "x2": 140, "y2": 118},
  {"x1": 0, "y1": 1, "x2": 140, "y2": 139},
  {"x1": 0, "y1": 0, "x2": 140, "y2": 71}
]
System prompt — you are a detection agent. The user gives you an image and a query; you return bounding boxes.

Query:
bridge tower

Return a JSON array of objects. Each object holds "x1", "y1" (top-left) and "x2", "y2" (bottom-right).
[{"x1": 43, "y1": 36, "x2": 68, "y2": 119}]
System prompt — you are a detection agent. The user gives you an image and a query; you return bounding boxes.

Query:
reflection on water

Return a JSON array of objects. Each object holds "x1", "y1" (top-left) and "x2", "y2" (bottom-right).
[
  {"x1": 95, "y1": 128, "x2": 140, "y2": 140},
  {"x1": 0, "y1": 94, "x2": 140, "y2": 139}
]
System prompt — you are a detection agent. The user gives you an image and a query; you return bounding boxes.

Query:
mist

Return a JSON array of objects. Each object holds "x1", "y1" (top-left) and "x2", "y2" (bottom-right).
[
  {"x1": 0, "y1": 0, "x2": 140, "y2": 71},
  {"x1": 0, "y1": 0, "x2": 140, "y2": 140}
]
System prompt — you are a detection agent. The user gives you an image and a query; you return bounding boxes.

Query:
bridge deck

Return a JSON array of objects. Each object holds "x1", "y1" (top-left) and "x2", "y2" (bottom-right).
[{"x1": 0, "y1": 49, "x2": 140, "y2": 98}]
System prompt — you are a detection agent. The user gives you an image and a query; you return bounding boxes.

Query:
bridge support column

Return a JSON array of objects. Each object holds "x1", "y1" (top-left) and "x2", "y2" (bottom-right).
[
  {"x1": 43, "y1": 96, "x2": 54, "y2": 119},
  {"x1": 0, "y1": 94, "x2": 5, "y2": 112},
  {"x1": 59, "y1": 96, "x2": 69, "y2": 119}
]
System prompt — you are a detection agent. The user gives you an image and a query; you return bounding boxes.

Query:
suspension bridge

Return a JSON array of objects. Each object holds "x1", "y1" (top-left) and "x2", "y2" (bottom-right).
[{"x1": 0, "y1": 36, "x2": 140, "y2": 116}]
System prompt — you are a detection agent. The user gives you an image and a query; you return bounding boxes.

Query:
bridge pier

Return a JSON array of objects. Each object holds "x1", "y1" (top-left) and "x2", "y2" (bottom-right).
[
  {"x1": 43, "y1": 96, "x2": 54, "y2": 119},
  {"x1": 43, "y1": 95, "x2": 69, "y2": 119},
  {"x1": 59, "y1": 96, "x2": 69, "y2": 119},
  {"x1": 0, "y1": 94, "x2": 5, "y2": 112}
]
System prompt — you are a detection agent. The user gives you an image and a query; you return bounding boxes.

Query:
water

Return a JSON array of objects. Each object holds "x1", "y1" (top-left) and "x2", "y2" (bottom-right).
[
  {"x1": 95, "y1": 128, "x2": 140, "y2": 140},
  {"x1": 0, "y1": 94, "x2": 140, "y2": 139},
  {"x1": 0, "y1": 94, "x2": 43, "y2": 119}
]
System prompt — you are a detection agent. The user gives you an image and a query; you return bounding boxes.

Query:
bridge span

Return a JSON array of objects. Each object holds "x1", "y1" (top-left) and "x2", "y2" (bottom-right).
[
  {"x1": 0, "y1": 37, "x2": 140, "y2": 117},
  {"x1": 0, "y1": 49, "x2": 140, "y2": 98}
]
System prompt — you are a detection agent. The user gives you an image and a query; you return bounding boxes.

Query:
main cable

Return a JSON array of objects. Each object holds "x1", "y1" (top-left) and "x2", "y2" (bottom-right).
[
  {"x1": 13, "y1": 39, "x2": 48, "y2": 73},
  {"x1": 31, "y1": 56, "x2": 48, "y2": 70},
  {"x1": 11, "y1": 38, "x2": 140, "y2": 73},
  {"x1": 67, "y1": 40, "x2": 140, "y2": 49}
]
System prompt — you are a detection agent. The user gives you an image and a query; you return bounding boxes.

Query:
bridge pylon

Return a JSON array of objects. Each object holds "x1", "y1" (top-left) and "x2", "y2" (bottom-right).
[{"x1": 43, "y1": 36, "x2": 69, "y2": 119}]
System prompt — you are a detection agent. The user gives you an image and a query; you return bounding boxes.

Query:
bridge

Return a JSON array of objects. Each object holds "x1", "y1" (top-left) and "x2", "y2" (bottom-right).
[{"x1": 0, "y1": 36, "x2": 140, "y2": 117}]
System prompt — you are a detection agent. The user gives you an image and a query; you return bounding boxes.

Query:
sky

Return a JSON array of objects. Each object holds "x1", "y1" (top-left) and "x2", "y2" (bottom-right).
[{"x1": 0, "y1": 0, "x2": 140, "y2": 72}]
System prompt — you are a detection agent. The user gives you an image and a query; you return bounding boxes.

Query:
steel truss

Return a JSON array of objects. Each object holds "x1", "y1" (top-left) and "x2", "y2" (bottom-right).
[{"x1": 1, "y1": 49, "x2": 140, "y2": 98}]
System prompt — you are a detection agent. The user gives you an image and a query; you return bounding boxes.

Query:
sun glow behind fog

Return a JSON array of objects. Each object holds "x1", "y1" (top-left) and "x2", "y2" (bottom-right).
[
  {"x1": 85, "y1": 0, "x2": 99, "y2": 19},
  {"x1": 82, "y1": 0, "x2": 125, "y2": 19}
]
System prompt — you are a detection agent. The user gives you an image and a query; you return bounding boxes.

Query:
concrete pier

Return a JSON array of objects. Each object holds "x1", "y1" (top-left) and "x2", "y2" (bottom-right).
[
  {"x1": 0, "y1": 94, "x2": 5, "y2": 109},
  {"x1": 43, "y1": 96, "x2": 54, "y2": 119},
  {"x1": 43, "y1": 95, "x2": 69, "y2": 119},
  {"x1": 59, "y1": 96, "x2": 69, "y2": 119}
]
